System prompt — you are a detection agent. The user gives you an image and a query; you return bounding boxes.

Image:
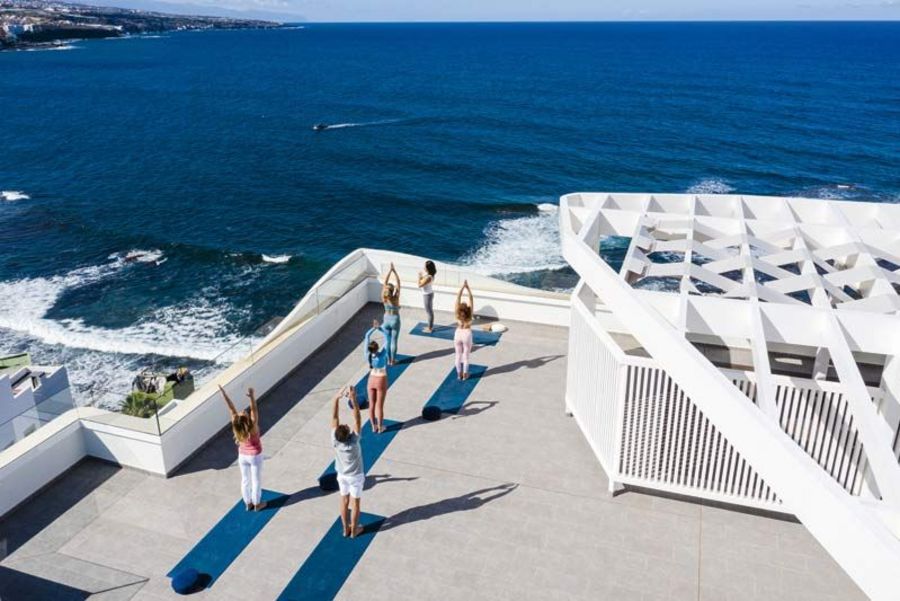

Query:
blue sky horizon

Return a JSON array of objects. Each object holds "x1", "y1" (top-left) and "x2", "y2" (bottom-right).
[{"x1": 74, "y1": 0, "x2": 900, "y2": 23}]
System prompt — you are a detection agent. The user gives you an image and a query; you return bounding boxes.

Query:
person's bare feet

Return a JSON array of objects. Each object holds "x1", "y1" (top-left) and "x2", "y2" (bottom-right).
[
  {"x1": 342, "y1": 525, "x2": 351, "y2": 537},
  {"x1": 350, "y1": 525, "x2": 364, "y2": 538},
  {"x1": 424, "y1": 327, "x2": 432, "y2": 333},
  {"x1": 254, "y1": 500, "x2": 268, "y2": 511}
]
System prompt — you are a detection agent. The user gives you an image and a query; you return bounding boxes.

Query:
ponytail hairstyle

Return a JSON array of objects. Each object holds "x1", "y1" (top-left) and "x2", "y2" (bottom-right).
[
  {"x1": 231, "y1": 412, "x2": 254, "y2": 444},
  {"x1": 425, "y1": 260, "x2": 436, "y2": 277}
]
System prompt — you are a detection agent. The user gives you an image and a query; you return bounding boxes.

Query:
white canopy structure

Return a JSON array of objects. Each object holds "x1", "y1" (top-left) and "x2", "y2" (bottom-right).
[{"x1": 560, "y1": 192, "x2": 900, "y2": 601}]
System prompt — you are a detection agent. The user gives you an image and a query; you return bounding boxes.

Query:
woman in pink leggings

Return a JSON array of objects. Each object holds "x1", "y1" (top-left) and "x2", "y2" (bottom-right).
[
  {"x1": 454, "y1": 280, "x2": 474, "y2": 380},
  {"x1": 364, "y1": 320, "x2": 390, "y2": 433}
]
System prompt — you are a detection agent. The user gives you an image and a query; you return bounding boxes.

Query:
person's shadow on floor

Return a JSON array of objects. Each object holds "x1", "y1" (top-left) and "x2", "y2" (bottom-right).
[
  {"x1": 485, "y1": 355, "x2": 563, "y2": 377},
  {"x1": 380, "y1": 483, "x2": 518, "y2": 531},
  {"x1": 451, "y1": 400, "x2": 498, "y2": 420},
  {"x1": 365, "y1": 473, "x2": 419, "y2": 490}
]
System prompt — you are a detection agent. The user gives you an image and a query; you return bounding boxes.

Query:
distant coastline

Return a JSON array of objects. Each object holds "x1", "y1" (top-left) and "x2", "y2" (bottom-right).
[{"x1": 0, "y1": 0, "x2": 281, "y2": 51}]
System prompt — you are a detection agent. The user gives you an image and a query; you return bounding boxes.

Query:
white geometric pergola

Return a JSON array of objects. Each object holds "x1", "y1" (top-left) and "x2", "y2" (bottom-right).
[{"x1": 560, "y1": 193, "x2": 900, "y2": 601}]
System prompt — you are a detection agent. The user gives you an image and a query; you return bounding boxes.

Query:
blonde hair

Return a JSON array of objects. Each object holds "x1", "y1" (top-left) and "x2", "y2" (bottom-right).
[{"x1": 232, "y1": 413, "x2": 254, "y2": 443}]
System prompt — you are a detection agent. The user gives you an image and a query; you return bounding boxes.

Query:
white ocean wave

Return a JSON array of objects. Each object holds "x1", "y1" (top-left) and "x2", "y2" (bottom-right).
[
  {"x1": 799, "y1": 184, "x2": 861, "y2": 200},
  {"x1": 22, "y1": 44, "x2": 77, "y2": 52},
  {"x1": 686, "y1": 179, "x2": 736, "y2": 195},
  {"x1": 0, "y1": 255, "x2": 252, "y2": 364},
  {"x1": 461, "y1": 207, "x2": 566, "y2": 276},
  {"x1": 113, "y1": 248, "x2": 165, "y2": 264},
  {"x1": 1, "y1": 190, "x2": 30, "y2": 201},
  {"x1": 262, "y1": 254, "x2": 291, "y2": 264},
  {"x1": 536, "y1": 202, "x2": 558, "y2": 212}
]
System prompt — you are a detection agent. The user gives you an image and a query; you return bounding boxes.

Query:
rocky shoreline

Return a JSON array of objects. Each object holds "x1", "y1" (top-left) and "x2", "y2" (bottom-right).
[{"x1": 0, "y1": 0, "x2": 281, "y2": 50}]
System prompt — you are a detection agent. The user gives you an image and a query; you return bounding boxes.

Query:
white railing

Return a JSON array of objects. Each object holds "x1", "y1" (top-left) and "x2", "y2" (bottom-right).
[
  {"x1": 561, "y1": 192, "x2": 900, "y2": 601},
  {"x1": 565, "y1": 285, "x2": 623, "y2": 483}
]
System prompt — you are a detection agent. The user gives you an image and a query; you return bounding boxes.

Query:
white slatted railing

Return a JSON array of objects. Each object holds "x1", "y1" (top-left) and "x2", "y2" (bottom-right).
[
  {"x1": 613, "y1": 363, "x2": 881, "y2": 508},
  {"x1": 565, "y1": 292, "x2": 624, "y2": 481}
]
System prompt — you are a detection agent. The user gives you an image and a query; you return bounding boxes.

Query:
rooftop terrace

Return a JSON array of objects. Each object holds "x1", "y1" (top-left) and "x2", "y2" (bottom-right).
[{"x1": 0, "y1": 304, "x2": 864, "y2": 601}]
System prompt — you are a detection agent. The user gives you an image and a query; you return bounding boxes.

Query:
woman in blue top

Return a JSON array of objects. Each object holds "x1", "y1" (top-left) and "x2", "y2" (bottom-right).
[
  {"x1": 382, "y1": 262, "x2": 401, "y2": 365},
  {"x1": 364, "y1": 320, "x2": 390, "y2": 433}
]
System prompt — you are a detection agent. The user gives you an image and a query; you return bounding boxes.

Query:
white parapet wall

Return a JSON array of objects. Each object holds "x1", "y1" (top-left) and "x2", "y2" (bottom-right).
[
  {"x1": 0, "y1": 412, "x2": 86, "y2": 517},
  {"x1": 0, "y1": 248, "x2": 569, "y2": 518}
]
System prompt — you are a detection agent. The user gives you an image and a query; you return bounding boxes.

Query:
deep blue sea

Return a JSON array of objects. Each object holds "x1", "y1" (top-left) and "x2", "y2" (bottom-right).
[{"x1": 1, "y1": 22, "x2": 898, "y2": 405}]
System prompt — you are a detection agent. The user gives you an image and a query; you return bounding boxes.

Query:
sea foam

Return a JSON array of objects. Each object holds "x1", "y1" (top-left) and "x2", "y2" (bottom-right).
[
  {"x1": 0, "y1": 253, "x2": 253, "y2": 364},
  {"x1": 1, "y1": 190, "x2": 30, "y2": 201},
  {"x1": 686, "y1": 179, "x2": 736, "y2": 195},
  {"x1": 262, "y1": 254, "x2": 291, "y2": 264},
  {"x1": 461, "y1": 205, "x2": 566, "y2": 276}
]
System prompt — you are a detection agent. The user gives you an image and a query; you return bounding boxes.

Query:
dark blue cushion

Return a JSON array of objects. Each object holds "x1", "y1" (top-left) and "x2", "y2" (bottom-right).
[
  {"x1": 171, "y1": 567, "x2": 200, "y2": 594},
  {"x1": 421, "y1": 405, "x2": 442, "y2": 421},
  {"x1": 318, "y1": 472, "x2": 339, "y2": 492}
]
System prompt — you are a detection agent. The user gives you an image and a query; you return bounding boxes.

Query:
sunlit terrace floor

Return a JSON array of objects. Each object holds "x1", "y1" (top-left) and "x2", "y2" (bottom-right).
[{"x1": 0, "y1": 304, "x2": 866, "y2": 601}]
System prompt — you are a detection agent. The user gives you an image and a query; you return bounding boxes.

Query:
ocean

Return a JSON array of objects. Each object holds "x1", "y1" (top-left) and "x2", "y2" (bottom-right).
[{"x1": 1, "y1": 22, "x2": 898, "y2": 407}]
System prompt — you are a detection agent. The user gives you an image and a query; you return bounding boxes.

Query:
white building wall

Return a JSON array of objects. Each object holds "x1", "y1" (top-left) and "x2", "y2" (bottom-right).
[{"x1": 0, "y1": 413, "x2": 86, "y2": 517}]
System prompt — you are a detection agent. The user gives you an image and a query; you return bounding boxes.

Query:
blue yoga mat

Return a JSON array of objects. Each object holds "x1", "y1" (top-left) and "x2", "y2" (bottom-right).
[
  {"x1": 409, "y1": 322, "x2": 501, "y2": 346},
  {"x1": 276, "y1": 513, "x2": 385, "y2": 601},
  {"x1": 168, "y1": 489, "x2": 288, "y2": 588},
  {"x1": 353, "y1": 354, "x2": 413, "y2": 409},
  {"x1": 422, "y1": 365, "x2": 488, "y2": 415},
  {"x1": 320, "y1": 419, "x2": 402, "y2": 483}
]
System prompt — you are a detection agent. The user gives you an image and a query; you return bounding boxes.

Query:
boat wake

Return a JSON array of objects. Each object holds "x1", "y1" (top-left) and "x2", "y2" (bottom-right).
[{"x1": 318, "y1": 118, "x2": 408, "y2": 130}]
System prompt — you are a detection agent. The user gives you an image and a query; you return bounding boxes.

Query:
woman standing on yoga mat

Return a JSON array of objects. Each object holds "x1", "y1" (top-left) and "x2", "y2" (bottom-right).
[
  {"x1": 364, "y1": 320, "x2": 390, "y2": 434},
  {"x1": 218, "y1": 385, "x2": 267, "y2": 511},
  {"x1": 455, "y1": 280, "x2": 474, "y2": 380},
  {"x1": 382, "y1": 263, "x2": 402, "y2": 365},
  {"x1": 418, "y1": 260, "x2": 437, "y2": 333}
]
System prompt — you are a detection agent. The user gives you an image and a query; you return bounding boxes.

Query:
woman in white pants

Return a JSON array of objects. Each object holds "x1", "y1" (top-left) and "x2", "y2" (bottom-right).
[{"x1": 219, "y1": 385, "x2": 267, "y2": 511}]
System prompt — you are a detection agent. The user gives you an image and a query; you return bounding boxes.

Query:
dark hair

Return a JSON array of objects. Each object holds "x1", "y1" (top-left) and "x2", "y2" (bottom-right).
[
  {"x1": 367, "y1": 341, "x2": 379, "y2": 368},
  {"x1": 335, "y1": 424, "x2": 351, "y2": 443},
  {"x1": 425, "y1": 260, "x2": 436, "y2": 277}
]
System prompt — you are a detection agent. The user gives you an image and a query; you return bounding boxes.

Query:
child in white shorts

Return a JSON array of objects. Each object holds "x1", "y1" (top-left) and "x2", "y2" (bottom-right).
[{"x1": 331, "y1": 385, "x2": 366, "y2": 537}]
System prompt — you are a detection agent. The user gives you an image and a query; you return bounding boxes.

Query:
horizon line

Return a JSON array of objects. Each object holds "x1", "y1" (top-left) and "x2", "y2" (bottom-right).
[{"x1": 287, "y1": 18, "x2": 900, "y2": 24}]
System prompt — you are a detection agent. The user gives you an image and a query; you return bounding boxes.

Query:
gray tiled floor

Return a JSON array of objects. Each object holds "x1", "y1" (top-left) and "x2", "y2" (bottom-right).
[{"x1": 0, "y1": 304, "x2": 867, "y2": 600}]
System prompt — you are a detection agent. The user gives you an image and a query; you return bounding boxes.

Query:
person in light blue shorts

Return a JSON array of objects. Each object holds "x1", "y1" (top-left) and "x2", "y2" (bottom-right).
[{"x1": 382, "y1": 262, "x2": 401, "y2": 365}]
